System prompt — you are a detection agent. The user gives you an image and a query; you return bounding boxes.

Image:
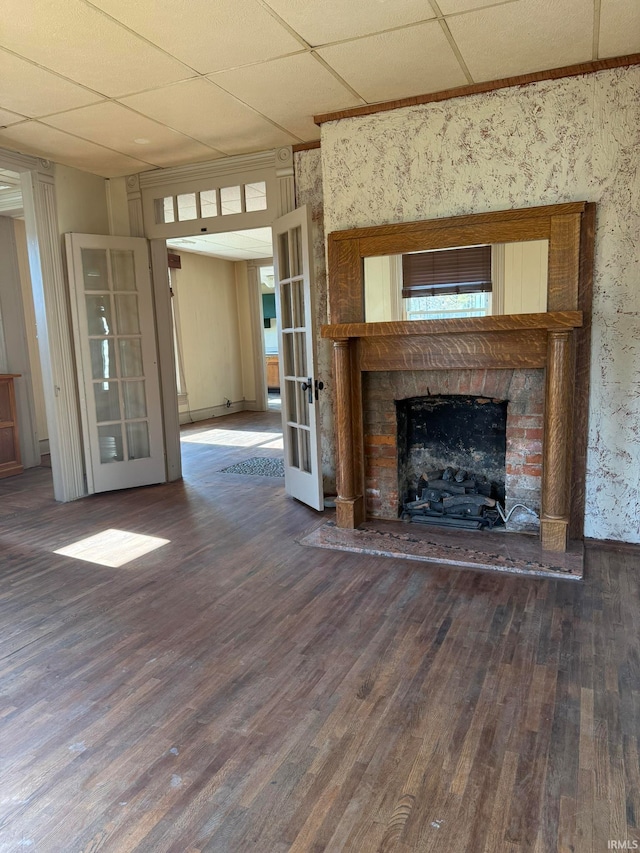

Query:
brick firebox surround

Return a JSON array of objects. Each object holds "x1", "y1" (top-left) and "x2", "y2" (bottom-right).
[{"x1": 363, "y1": 369, "x2": 544, "y2": 529}]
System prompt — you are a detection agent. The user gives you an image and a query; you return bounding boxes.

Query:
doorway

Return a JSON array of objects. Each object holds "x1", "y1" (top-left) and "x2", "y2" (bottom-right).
[
  {"x1": 0, "y1": 167, "x2": 49, "y2": 478},
  {"x1": 164, "y1": 227, "x2": 283, "y2": 472}
]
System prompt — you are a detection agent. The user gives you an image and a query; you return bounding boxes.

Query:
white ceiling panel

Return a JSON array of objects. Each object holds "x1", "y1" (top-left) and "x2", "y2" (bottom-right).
[
  {"x1": 42, "y1": 102, "x2": 218, "y2": 168},
  {"x1": 0, "y1": 122, "x2": 152, "y2": 177},
  {"x1": 263, "y1": 0, "x2": 437, "y2": 46},
  {"x1": 599, "y1": 0, "x2": 640, "y2": 58},
  {"x1": 436, "y1": 0, "x2": 519, "y2": 14},
  {"x1": 0, "y1": 0, "x2": 193, "y2": 97},
  {"x1": 0, "y1": 49, "x2": 103, "y2": 118},
  {"x1": 168, "y1": 227, "x2": 273, "y2": 261},
  {"x1": 119, "y1": 79, "x2": 297, "y2": 155},
  {"x1": 448, "y1": 0, "x2": 594, "y2": 81},
  {"x1": 317, "y1": 21, "x2": 468, "y2": 103},
  {"x1": 0, "y1": 108, "x2": 27, "y2": 128},
  {"x1": 87, "y1": 0, "x2": 304, "y2": 74},
  {"x1": 211, "y1": 54, "x2": 364, "y2": 140}
]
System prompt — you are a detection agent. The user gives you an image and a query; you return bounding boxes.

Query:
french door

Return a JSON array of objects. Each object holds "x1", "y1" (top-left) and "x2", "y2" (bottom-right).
[
  {"x1": 272, "y1": 206, "x2": 323, "y2": 511},
  {"x1": 66, "y1": 233, "x2": 165, "y2": 493}
]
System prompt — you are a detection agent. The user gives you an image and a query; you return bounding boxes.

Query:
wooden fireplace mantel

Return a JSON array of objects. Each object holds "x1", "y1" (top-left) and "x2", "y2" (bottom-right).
[
  {"x1": 323, "y1": 202, "x2": 595, "y2": 553},
  {"x1": 322, "y1": 313, "x2": 583, "y2": 551},
  {"x1": 322, "y1": 312, "x2": 582, "y2": 372}
]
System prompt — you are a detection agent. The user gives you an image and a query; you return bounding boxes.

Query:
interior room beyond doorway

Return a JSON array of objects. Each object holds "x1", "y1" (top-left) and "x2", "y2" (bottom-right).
[{"x1": 166, "y1": 227, "x2": 279, "y2": 435}]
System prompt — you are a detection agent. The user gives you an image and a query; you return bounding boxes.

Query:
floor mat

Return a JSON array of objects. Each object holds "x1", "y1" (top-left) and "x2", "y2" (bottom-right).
[
  {"x1": 219, "y1": 457, "x2": 284, "y2": 477},
  {"x1": 299, "y1": 519, "x2": 583, "y2": 579}
]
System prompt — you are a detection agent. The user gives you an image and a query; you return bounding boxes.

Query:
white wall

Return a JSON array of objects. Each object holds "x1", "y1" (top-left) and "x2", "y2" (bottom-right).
[
  {"x1": 172, "y1": 252, "x2": 247, "y2": 422},
  {"x1": 299, "y1": 65, "x2": 640, "y2": 543},
  {"x1": 14, "y1": 218, "x2": 48, "y2": 447}
]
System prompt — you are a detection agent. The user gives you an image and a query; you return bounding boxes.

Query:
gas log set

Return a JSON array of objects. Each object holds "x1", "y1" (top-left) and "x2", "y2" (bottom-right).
[{"x1": 401, "y1": 466, "x2": 504, "y2": 530}]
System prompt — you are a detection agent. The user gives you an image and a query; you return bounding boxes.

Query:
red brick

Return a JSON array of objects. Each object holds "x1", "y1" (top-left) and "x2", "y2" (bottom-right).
[
  {"x1": 525, "y1": 428, "x2": 544, "y2": 440},
  {"x1": 508, "y1": 415, "x2": 543, "y2": 430},
  {"x1": 506, "y1": 427, "x2": 526, "y2": 439},
  {"x1": 364, "y1": 434, "x2": 396, "y2": 446},
  {"x1": 506, "y1": 464, "x2": 526, "y2": 475},
  {"x1": 526, "y1": 454, "x2": 542, "y2": 465},
  {"x1": 524, "y1": 464, "x2": 542, "y2": 477},
  {"x1": 365, "y1": 446, "x2": 396, "y2": 461},
  {"x1": 367, "y1": 456, "x2": 395, "y2": 469}
]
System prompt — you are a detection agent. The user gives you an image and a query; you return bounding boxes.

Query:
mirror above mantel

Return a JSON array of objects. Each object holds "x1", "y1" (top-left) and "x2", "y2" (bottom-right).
[
  {"x1": 322, "y1": 202, "x2": 596, "y2": 554},
  {"x1": 364, "y1": 239, "x2": 549, "y2": 323}
]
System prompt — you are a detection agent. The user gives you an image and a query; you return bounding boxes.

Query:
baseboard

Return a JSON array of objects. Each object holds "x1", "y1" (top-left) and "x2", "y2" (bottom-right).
[
  {"x1": 585, "y1": 537, "x2": 640, "y2": 553},
  {"x1": 179, "y1": 401, "x2": 246, "y2": 424}
]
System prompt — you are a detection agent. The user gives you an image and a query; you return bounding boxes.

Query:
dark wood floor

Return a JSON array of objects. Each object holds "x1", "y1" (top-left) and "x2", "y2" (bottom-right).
[{"x1": 0, "y1": 410, "x2": 638, "y2": 852}]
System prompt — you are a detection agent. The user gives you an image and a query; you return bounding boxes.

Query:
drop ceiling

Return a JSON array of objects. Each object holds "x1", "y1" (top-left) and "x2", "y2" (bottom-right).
[
  {"x1": 0, "y1": 0, "x2": 636, "y2": 178},
  {"x1": 167, "y1": 227, "x2": 273, "y2": 261}
]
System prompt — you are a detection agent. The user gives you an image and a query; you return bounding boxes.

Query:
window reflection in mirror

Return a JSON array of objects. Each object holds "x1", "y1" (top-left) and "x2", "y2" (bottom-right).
[{"x1": 363, "y1": 240, "x2": 548, "y2": 322}]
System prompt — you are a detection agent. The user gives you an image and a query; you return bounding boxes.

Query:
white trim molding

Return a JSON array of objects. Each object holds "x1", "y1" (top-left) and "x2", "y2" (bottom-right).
[
  {"x1": 21, "y1": 168, "x2": 86, "y2": 501},
  {"x1": 127, "y1": 147, "x2": 294, "y2": 240}
]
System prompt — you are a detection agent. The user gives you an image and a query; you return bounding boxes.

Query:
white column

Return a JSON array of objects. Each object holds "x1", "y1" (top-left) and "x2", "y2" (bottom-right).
[{"x1": 21, "y1": 166, "x2": 86, "y2": 501}]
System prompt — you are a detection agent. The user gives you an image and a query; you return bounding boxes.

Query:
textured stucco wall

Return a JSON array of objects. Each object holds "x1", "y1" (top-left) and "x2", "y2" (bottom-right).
[{"x1": 296, "y1": 66, "x2": 640, "y2": 542}]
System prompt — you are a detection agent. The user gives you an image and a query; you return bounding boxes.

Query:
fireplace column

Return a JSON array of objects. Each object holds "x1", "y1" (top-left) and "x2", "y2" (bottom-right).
[
  {"x1": 541, "y1": 330, "x2": 574, "y2": 551},
  {"x1": 333, "y1": 338, "x2": 365, "y2": 528}
]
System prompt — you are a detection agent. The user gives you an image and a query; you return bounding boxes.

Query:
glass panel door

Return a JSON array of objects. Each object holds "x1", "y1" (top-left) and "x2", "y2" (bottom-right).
[
  {"x1": 67, "y1": 234, "x2": 165, "y2": 493},
  {"x1": 273, "y1": 206, "x2": 323, "y2": 511}
]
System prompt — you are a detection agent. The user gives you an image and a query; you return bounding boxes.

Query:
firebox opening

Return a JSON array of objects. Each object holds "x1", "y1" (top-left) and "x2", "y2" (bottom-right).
[{"x1": 396, "y1": 395, "x2": 508, "y2": 530}]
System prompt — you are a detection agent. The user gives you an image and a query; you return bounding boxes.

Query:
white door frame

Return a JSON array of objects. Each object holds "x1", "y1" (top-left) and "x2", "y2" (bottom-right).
[
  {"x1": 0, "y1": 148, "x2": 85, "y2": 501},
  {"x1": 0, "y1": 216, "x2": 40, "y2": 469},
  {"x1": 128, "y1": 147, "x2": 296, "y2": 480}
]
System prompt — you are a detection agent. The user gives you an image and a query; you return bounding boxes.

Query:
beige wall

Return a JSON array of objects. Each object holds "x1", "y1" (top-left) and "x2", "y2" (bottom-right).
[
  {"x1": 172, "y1": 252, "x2": 248, "y2": 422},
  {"x1": 502, "y1": 240, "x2": 548, "y2": 315},
  {"x1": 55, "y1": 164, "x2": 109, "y2": 236}
]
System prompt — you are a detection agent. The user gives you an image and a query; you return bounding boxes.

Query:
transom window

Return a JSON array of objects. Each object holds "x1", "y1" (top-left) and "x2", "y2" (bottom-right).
[{"x1": 155, "y1": 180, "x2": 267, "y2": 225}]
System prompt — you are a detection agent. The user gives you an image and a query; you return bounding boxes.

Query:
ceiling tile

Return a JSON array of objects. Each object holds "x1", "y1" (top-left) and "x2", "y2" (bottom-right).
[
  {"x1": 316, "y1": 21, "x2": 468, "y2": 103},
  {"x1": 42, "y1": 102, "x2": 218, "y2": 167},
  {"x1": 437, "y1": 0, "x2": 518, "y2": 13},
  {"x1": 211, "y1": 54, "x2": 363, "y2": 140},
  {"x1": 599, "y1": 0, "x2": 640, "y2": 58},
  {"x1": 263, "y1": 0, "x2": 437, "y2": 46},
  {"x1": 0, "y1": 49, "x2": 103, "y2": 118},
  {"x1": 119, "y1": 79, "x2": 297, "y2": 155},
  {"x1": 0, "y1": 108, "x2": 27, "y2": 128},
  {"x1": 0, "y1": 0, "x2": 193, "y2": 97},
  {"x1": 87, "y1": 0, "x2": 303, "y2": 74},
  {"x1": 447, "y1": 0, "x2": 594, "y2": 81},
  {"x1": 0, "y1": 121, "x2": 152, "y2": 177}
]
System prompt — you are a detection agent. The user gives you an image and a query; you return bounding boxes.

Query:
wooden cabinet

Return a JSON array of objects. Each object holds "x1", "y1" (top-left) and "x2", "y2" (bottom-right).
[
  {"x1": 0, "y1": 374, "x2": 23, "y2": 479},
  {"x1": 266, "y1": 356, "x2": 280, "y2": 390}
]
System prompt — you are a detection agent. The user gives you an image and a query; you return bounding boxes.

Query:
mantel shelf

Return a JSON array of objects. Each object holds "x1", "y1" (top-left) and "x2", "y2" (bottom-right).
[{"x1": 321, "y1": 311, "x2": 583, "y2": 340}]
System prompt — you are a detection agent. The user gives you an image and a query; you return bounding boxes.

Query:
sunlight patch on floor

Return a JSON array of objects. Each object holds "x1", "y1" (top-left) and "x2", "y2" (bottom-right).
[
  {"x1": 54, "y1": 529, "x2": 170, "y2": 567},
  {"x1": 259, "y1": 437, "x2": 284, "y2": 450},
  {"x1": 180, "y1": 428, "x2": 280, "y2": 448}
]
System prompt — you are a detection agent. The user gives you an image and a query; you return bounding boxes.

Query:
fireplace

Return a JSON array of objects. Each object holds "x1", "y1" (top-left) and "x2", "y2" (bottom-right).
[
  {"x1": 365, "y1": 370, "x2": 543, "y2": 532},
  {"x1": 322, "y1": 203, "x2": 594, "y2": 553}
]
